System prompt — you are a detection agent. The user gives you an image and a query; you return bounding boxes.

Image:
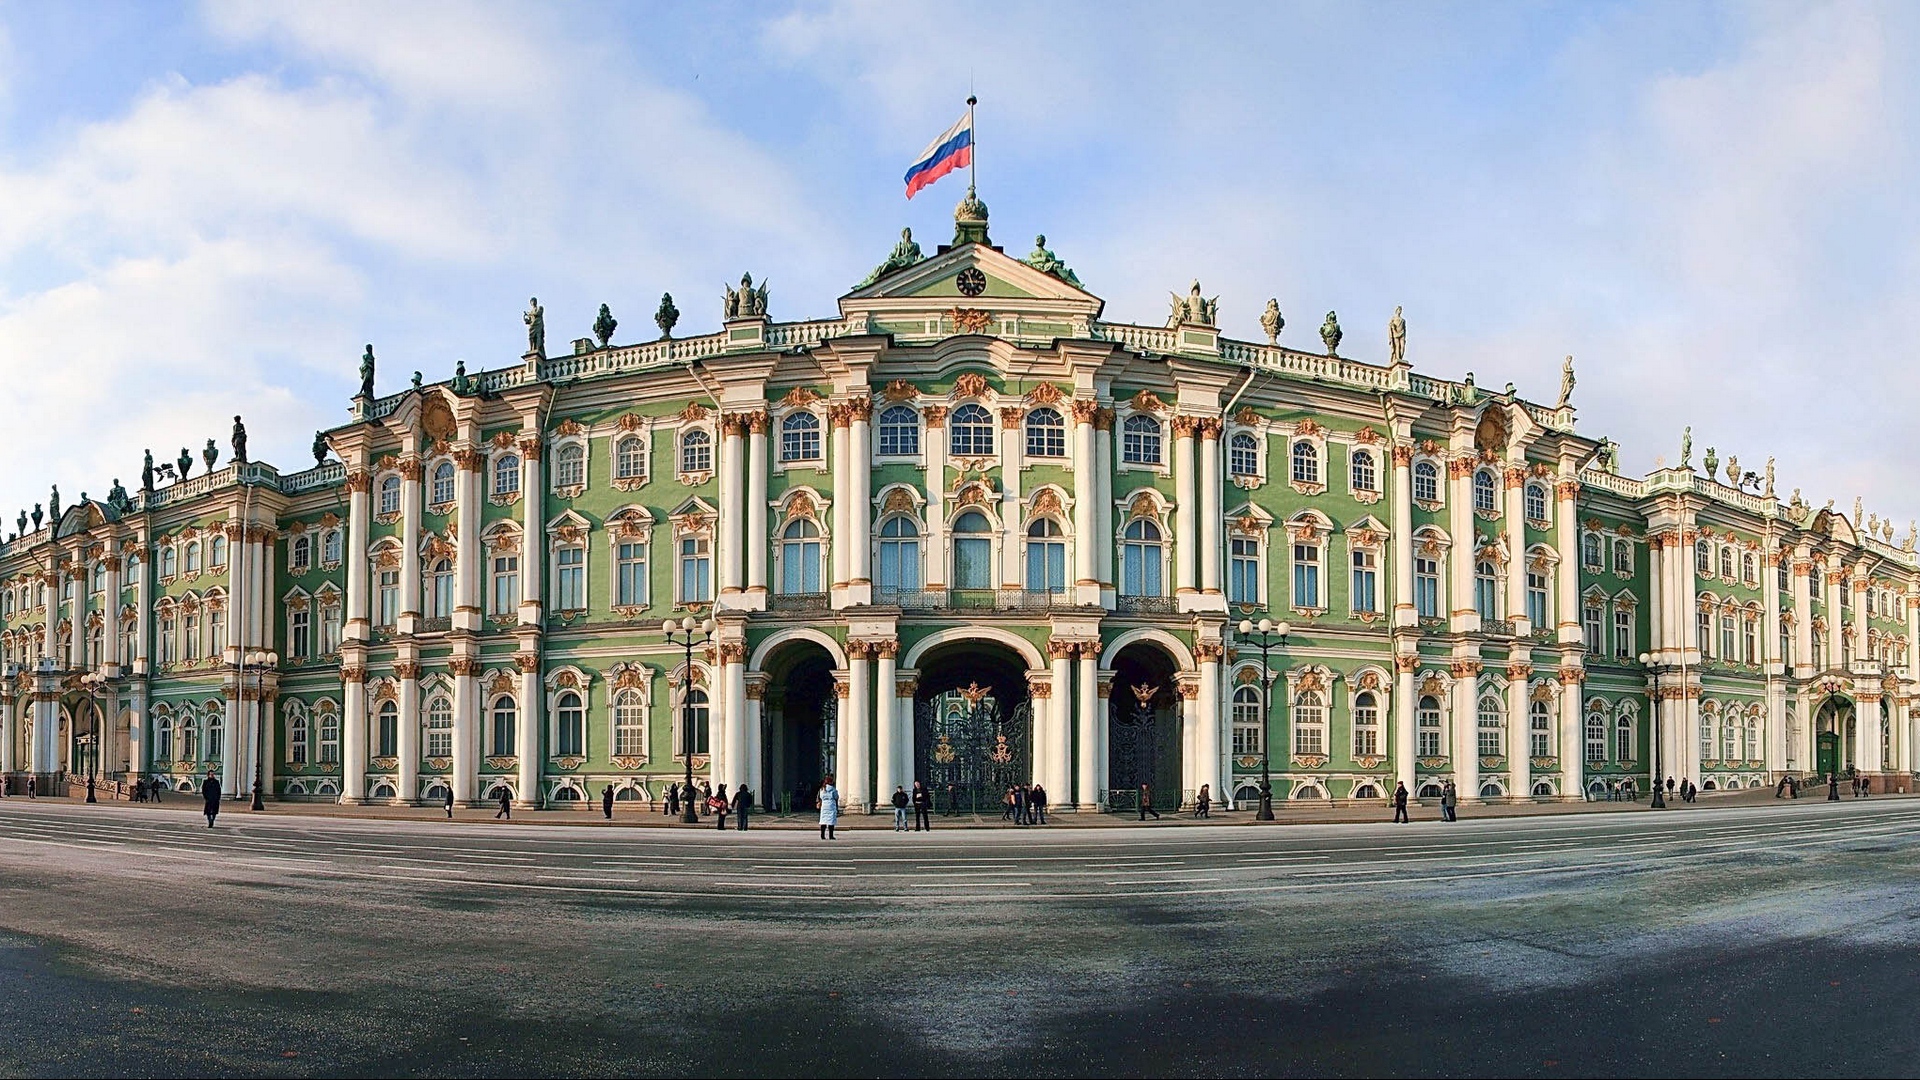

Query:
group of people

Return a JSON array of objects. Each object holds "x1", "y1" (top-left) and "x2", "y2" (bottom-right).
[
  {"x1": 1000, "y1": 783, "x2": 1051, "y2": 825},
  {"x1": 887, "y1": 782, "x2": 935, "y2": 831},
  {"x1": 130, "y1": 777, "x2": 168, "y2": 803}
]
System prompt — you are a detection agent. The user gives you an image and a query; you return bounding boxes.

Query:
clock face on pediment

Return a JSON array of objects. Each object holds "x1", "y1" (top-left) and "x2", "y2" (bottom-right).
[
  {"x1": 956, "y1": 268, "x2": 987, "y2": 297},
  {"x1": 838, "y1": 239, "x2": 1104, "y2": 330}
]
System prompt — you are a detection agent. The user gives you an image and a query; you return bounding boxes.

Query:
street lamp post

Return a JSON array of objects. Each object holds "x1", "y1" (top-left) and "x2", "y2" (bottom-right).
[
  {"x1": 1237, "y1": 618, "x2": 1291, "y2": 822},
  {"x1": 663, "y1": 616, "x2": 716, "y2": 824},
  {"x1": 1638, "y1": 652, "x2": 1666, "y2": 809},
  {"x1": 249, "y1": 649, "x2": 276, "y2": 811},
  {"x1": 79, "y1": 671, "x2": 105, "y2": 803}
]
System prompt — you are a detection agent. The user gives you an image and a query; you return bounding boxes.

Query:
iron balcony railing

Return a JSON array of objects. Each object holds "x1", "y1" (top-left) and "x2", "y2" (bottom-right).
[
  {"x1": 768, "y1": 592, "x2": 829, "y2": 612},
  {"x1": 878, "y1": 588, "x2": 1068, "y2": 613},
  {"x1": 1115, "y1": 594, "x2": 1177, "y2": 615}
]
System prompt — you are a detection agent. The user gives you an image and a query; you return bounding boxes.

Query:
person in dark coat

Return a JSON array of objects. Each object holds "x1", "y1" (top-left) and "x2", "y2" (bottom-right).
[
  {"x1": 1194, "y1": 784, "x2": 1212, "y2": 819},
  {"x1": 25, "y1": 774, "x2": 34, "y2": 799},
  {"x1": 1031, "y1": 784, "x2": 1048, "y2": 825},
  {"x1": 733, "y1": 785, "x2": 752, "y2": 831},
  {"x1": 714, "y1": 784, "x2": 729, "y2": 830},
  {"x1": 665, "y1": 783, "x2": 680, "y2": 816},
  {"x1": 201, "y1": 770, "x2": 222, "y2": 828},
  {"x1": 496, "y1": 788, "x2": 512, "y2": 820},
  {"x1": 602, "y1": 784, "x2": 616, "y2": 820},
  {"x1": 911, "y1": 781, "x2": 932, "y2": 831},
  {"x1": 443, "y1": 785, "x2": 454, "y2": 818},
  {"x1": 890, "y1": 785, "x2": 910, "y2": 832},
  {"x1": 1138, "y1": 782, "x2": 1160, "y2": 821},
  {"x1": 1441, "y1": 779, "x2": 1457, "y2": 822},
  {"x1": 1392, "y1": 781, "x2": 1410, "y2": 824}
]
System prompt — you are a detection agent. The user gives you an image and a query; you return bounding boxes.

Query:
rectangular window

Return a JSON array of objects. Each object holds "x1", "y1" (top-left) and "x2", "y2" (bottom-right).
[
  {"x1": 491, "y1": 556, "x2": 520, "y2": 617},
  {"x1": 1525, "y1": 571, "x2": 1549, "y2": 627},
  {"x1": 320, "y1": 606, "x2": 341, "y2": 654},
  {"x1": 616, "y1": 542, "x2": 647, "y2": 608},
  {"x1": 1743, "y1": 619, "x2": 1757, "y2": 665},
  {"x1": 556, "y1": 546, "x2": 586, "y2": 611},
  {"x1": 290, "y1": 608, "x2": 310, "y2": 658},
  {"x1": 1696, "y1": 610, "x2": 1712, "y2": 656},
  {"x1": 1530, "y1": 709, "x2": 1551, "y2": 758},
  {"x1": 679, "y1": 537, "x2": 712, "y2": 602},
  {"x1": 1414, "y1": 556, "x2": 1439, "y2": 619},
  {"x1": 1584, "y1": 606, "x2": 1603, "y2": 651},
  {"x1": 1719, "y1": 615, "x2": 1735, "y2": 661},
  {"x1": 1350, "y1": 548, "x2": 1377, "y2": 614},
  {"x1": 1613, "y1": 608, "x2": 1633, "y2": 658},
  {"x1": 1025, "y1": 541, "x2": 1062, "y2": 594},
  {"x1": 1475, "y1": 570, "x2": 1498, "y2": 621},
  {"x1": 377, "y1": 571, "x2": 399, "y2": 628},
  {"x1": 1292, "y1": 543, "x2": 1320, "y2": 609},
  {"x1": 1229, "y1": 538, "x2": 1260, "y2": 605},
  {"x1": 1417, "y1": 705, "x2": 1442, "y2": 758}
]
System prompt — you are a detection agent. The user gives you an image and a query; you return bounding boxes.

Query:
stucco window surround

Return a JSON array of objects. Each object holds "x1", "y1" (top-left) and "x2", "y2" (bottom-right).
[
  {"x1": 1345, "y1": 517, "x2": 1388, "y2": 621},
  {"x1": 945, "y1": 488, "x2": 1003, "y2": 592},
  {"x1": 1411, "y1": 447, "x2": 1446, "y2": 511},
  {"x1": 1225, "y1": 502, "x2": 1274, "y2": 611},
  {"x1": 542, "y1": 667, "x2": 592, "y2": 764},
  {"x1": 1347, "y1": 428, "x2": 1386, "y2": 505},
  {"x1": 425, "y1": 455, "x2": 457, "y2": 515},
  {"x1": 1116, "y1": 392, "x2": 1171, "y2": 477},
  {"x1": 872, "y1": 484, "x2": 928, "y2": 596},
  {"x1": 1284, "y1": 510, "x2": 1335, "y2": 615},
  {"x1": 606, "y1": 506, "x2": 655, "y2": 616},
  {"x1": 772, "y1": 488, "x2": 831, "y2": 596},
  {"x1": 1345, "y1": 667, "x2": 1392, "y2": 763},
  {"x1": 774, "y1": 399, "x2": 829, "y2": 474},
  {"x1": 1113, "y1": 488, "x2": 1173, "y2": 598},
  {"x1": 486, "y1": 432, "x2": 525, "y2": 506},
  {"x1": 602, "y1": 662, "x2": 654, "y2": 766},
  {"x1": 547, "y1": 420, "x2": 590, "y2": 498},
  {"x1": 546, "y1": 511, "x2": 592, "y2": 615},
  {"x1": 1286, "y1": 419, "x2": 1328, "y2": 496},
  {"x1": 1020, "y1": 486, "x2": 1074, "y2": 595}
]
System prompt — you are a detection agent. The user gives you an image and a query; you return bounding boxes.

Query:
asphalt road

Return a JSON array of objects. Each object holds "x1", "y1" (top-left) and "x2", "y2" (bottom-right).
[{"x1": 0, "y1": 796, "x2": 1915, "y2": 1077}]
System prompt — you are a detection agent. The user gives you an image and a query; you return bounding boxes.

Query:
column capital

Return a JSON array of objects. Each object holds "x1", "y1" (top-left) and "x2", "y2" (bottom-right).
[
  {"x1": 1195, "y1": 417, "x2": 1222, "y2": 440},
  {"x1": 847, "y1": 396, "x2": 873, "y2": 422}
]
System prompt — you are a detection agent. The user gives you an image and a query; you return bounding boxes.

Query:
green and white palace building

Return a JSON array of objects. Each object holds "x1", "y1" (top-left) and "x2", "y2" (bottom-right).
[{"x1": 2, "y1": 199, "x2": 1915, "y2": 811}]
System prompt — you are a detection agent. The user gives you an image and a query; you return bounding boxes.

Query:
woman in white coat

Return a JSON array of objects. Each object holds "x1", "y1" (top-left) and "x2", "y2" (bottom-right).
[{"x1": 817, "y1": 775, "x2": 841, "y2": 840}]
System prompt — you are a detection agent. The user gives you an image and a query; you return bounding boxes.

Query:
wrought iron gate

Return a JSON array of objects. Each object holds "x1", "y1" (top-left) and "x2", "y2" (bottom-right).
[
  {"x1": 1108, "y1": 691, "x2": 1181, "y2": 810},
  {"x1": 914, "y1": 687, "x2": 1031, "y2": 815}
]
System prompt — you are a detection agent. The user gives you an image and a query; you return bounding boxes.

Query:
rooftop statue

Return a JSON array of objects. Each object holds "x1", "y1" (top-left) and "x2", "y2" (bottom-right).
[
  {"x1": 1679, "y1": 427, "x2": 1691, "y2": 470},
  {"x1": 107, "y1": 478, "x2": 129, "y2": 512},
  {"x1": 232, "y1": 415, "x2": 247, "y2": 465},
  {"x1": 1725, "y1": 456, "x2": 1739, "y2": 488},
  {"x1": 724, "y1": 273, "x2": 769, "y2": 320},
  {"x1": 1558, "y1": 355, "x2": 1575, "y2": 408},
  {"x1": 142, "y1": 449, "x2": 154, "y2": 493},
  {"x1": 1166, "y1": 280, "x2": 1218, "y2": 328},
  {"x1": 1703, "y1": 447, "x2": 1717, "y2": 478},
  {"x1": 30, "y1": 505, "x2": 40, "y2": 531},
  {"x1": 1021, "y1": 234, "x2": 1082, "y2": 288},
  {"x1": 1389, "y1": 306, "x2": 1406, "y2": 365},
  {"x1": 412, "y1": 371, "x2": 423, "y2": 391},
  {"x1": 859, "y1": 227, "x2": 926, "y2": 287},
  {"x1": 525, "y1": 297, "x2": 545, "y2": 358},
  {"x1": 312, "y1": 431, "x2": 329, "y2": 467},
  {"x1": 1907, "y1": 522, "x2": 1916, "y2": 553},
  {"x1": 594, "y1": 303, "x2": 618, "y2": 349},
  {"x1": 1319, "y1": 311, "x2": 1342, "y2": 356},
  {"x1": 1854, "y1": 496, "x2": 1864, "y2": 525},
  {"x1": 203, "y1": 439, "x2": 219, "y2": 473},
  {"x1": 15, "y1": 511, "x2": 24, "y2": 535},
  {"x1": 358, "y1": 344, "x2": 377, "y2": 399},
  {"x1": 655, "y1": 293, "x2": 680, "y2": 339},
  {"x1": 1595, "y1": 437, "x2": 1619, "y2": 474},
  {"x1": 1764, "y1": 457, "x2": 1775, "y2": 498},
  {"x1": 47, "y1": 486, "x2": 59, "y2": 524},
  {"x1": 1260, "y1": 299, "x2": 1284, "y2": 345}
]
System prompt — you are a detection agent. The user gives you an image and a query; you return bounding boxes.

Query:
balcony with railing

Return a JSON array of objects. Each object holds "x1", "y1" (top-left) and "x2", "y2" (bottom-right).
[
  {"x1": 768, "y1": 592, "x2": 829, "y2": 613},
  {"x1": 877, "y1": 588, "x2": 1068, "y2": 613},
  {"x1": 1115, "y1": 594, "x2": 1177, "y2": 615}
]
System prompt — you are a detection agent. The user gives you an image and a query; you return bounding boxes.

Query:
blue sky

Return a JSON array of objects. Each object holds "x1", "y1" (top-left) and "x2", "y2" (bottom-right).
[{"x1": 0, "y1": 1, "x2": 1915, "y2": 534}]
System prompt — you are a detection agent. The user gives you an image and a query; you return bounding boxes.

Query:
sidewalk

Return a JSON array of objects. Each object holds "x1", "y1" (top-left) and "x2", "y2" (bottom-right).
[{"x1": 21, "y1": 784, "x2": 1885, "y2": 829}]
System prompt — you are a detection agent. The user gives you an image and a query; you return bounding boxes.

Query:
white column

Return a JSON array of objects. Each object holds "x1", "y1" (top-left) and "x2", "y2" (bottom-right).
[
  {"x1": 1824, "y1": 557, "x2": 1842, "y2": 668},
  {"x1": 894, "y1": 671, "x2": 917, "y2": 796},
  {"x1": 1173, "y1": 418, "x2": 1197, "y2": 601},
  {"x1": 517, "y1": 438, "x2": 544, "y2": 621},
  {"x1": 1077, "y1": 646, "x2": 1099, "y2": 808},
  {"x1": 399, "y1": 457, "x2": 422, "y2": 634},
  {"x1": 1048, "y1": 642, "x2": 1073, "y2": 802},
  {"x1": 1449, "y1": 456, "x2": 1476, "y2": 632},
  {"x1": 1029, "y1": 670, "x2": 1050, "y2": 802},
  {"x1": 1000, "y1": 406, "x2": 1023, "y2": 589},
  {"x1": 1452, "y1": 659, "x2": 1480, "y2": 798},
  {"x1": 1507, "y1": 663, "x2": 1529, "y2": 799},
  {"x1": 1559, "y1": 669, "x2": 1583, "y2": 798},
  {"x1": 747, "y1": 413, "x2": 769, "y2": 600},
  {"x1": 452, "y1": 659, "x2": 477, "y2": 803},
  {"x1": 397, "y1": 664, "x2": 419, "y2": 802},
  {"x1": 873, "y1": 644, "x2": 897, "y2": 801},
  {"x1": 1391, "y1": 446, "x2": 1415, "y2": 627},
  {"x1": 744, "y1": 682, "x2": 764, "y2": 799},
  {"x1": 1683, "y1": 689, "x2": 1702, "y2": 785},
  {"x1": 725, "y1": 645, "x2": 748, "y2": 793},
  {"x1": 849, "y1": 399, "x2": 873, "y2": 604},
  {"x1": 134, "y1": 539, "x2": 151, "y2": 676},
  {"x1": 342, "y1": 670, "x2": 367, "y2": 802},
  {"x1": 1072, "y1": 405, "x2": 1098, "y2": 604},
  {"x1": 1503, "y1": 465, "x2": 1529, "y2": 635},
  {"x1": 1647, "y1": 535, "x2": 1665, "y2": 654},
  {"x1": 516, "y1": 657, "x2": 541, "y2": 806},
  {"x1": 1394, "y1": 657, "x2": 1416, "y2": 794},
  {"x1": 1179, "y1": 678, "x2": 1200, "y2": 805},
  {"x1": 1096, "y1": 413, "x2": 1115, "y2": 600},
  {"x1": 103, "y1": 556, "x2": 122, "y2": 669},
  {"x1": 455, "y1": 447, "x2": 481, "y2": 632},
  {"x1": 839, "y1": 650, "x2": 869, "y2": 809},
  {"x1": 1852, "y1": 572, "x2": 1869, "y2": 672},
  {"x1": 722, "y1": 415, "x2": 747, "y2": 599},
  {"x1": 828, "y1": 411, "x2": 849, "y2": 595},
  {"x1": 1793, "y1": 546, "x2": 1813, "y2": 676},
  {"x1": 129, "y1": 683, "x2": 149, "y2": 777},
  {"x1": 1554, "y1": 477, "x2": 1579, "y2": 644},
  {"x1": 925, "y1": 408, "x2": 948, "y2": 588},
  {"x1": 1199, "y1": 421, "x2": 1223, "y2": 600},
  {"x1": 1197, "y1": 645, "x2": 1222, "y2": 804}
]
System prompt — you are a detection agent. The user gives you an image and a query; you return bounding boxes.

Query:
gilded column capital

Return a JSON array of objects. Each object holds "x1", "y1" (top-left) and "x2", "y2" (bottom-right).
[
  {"x1": 1171, "y1": 415, "x2": 1200, "y2": 438},
  {"x1": 394, "y1": 661, "x2": 421, "y2": 681},
  {"x1": 745, "y1": 410, "x2": 770, "y2": 434},
  {"x1": 1070, "y1": 400, "x2": 1101, "y2": 426},
  {"x1": 922, "y1": 405, "x2": 947, "y2": 428},
  {"x1": 344, "y1": 470, "x2": 372, "y2": 494},
  {"x1": 1391, "y1": 444, "x2": 1415, "y2": 467},
  {"x1": 847, "y1": 396, "x2": 872, "y2": 422},
  {"x1": 1195, "y1": 417, "x2": 1222, "y2": 440},
  {"x1": 1000, "y1": 406, "x2": 1025, "y2": 430},
  {"x1": 516, "y1": 434, "x2": 544, "y2": 460}
]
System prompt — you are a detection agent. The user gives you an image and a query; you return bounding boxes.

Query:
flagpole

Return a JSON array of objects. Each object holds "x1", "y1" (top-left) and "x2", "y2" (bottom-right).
[{"x1": 967, "y1": 94, "x2": 977, "y2": 196}]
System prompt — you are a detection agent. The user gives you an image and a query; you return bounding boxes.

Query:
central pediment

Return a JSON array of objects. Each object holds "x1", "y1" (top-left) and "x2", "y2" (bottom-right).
[{"x1": 839, "y1": 241, "x2": 1103, "y2": 339}]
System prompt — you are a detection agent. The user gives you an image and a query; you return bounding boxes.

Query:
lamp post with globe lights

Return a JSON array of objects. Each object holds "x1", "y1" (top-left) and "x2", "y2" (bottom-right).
[
  {"x1": 1236, "y1": 618, "x2": 1290, "y2": 821},
  {"x1": 664, "y1": 616, "x2": 715, "y2": 823},
  {"x1": 246, "y1": 648, "x2": 277, "y2": 811},
  {"x1": 78, "y1": 670, "x2": 107, "y2": 802},
  {"x1": 1637, "y1": 651, "x2": 1666, "y2": 809}
]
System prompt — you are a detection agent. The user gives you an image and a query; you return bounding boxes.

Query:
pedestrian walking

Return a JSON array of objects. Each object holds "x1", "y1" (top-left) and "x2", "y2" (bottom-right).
[
  {"x1": 714, "y1": 787, "x2": 729, "y2": 830},
  {"x1": 201, "y1": 769, "x2": 221, "y2": 828},
  {"x1": 1013, "y1": 785, "x2": 1030, "y2": 825},
  {"x1": 699, "y1": 780, "x2": 713, "y2": 816},
  {"x1": 733, "y1": 784, "x2": 752, "y2": 831},
  {"x1": 1032, "y1": 784, "x2": 1048, "y2": 825},
  {"x1": 1665, "y1": 776, "x2": 1676, "y2": 797},
  {"x1": 1194, "y1": 784, "x2": 1211, "y2": 819},
  {"x1": 1138, "y1": 782, "x2": 1161, "y2": 820},
  {"x1": 1002, "y1": 786, "x2": 1017, "y2": 822},
  {"x1": 496, "y1": 787, "x2": 512, "y2": 819},
  {"x1": 817, "y1": 776, "x2": 841, "y2": 840},
  {"x1": 25, "y1": 774, "x2": 34, "y2": 799},
  {"x1": 891, "y1": 785, "x2": 910, "y2": 832},
  {"x1": 912, "y1": 780, "x2": 932, "y2": 831},
  {"x1": 1441, "y1": 779, "x2": 1457, "y2": 822},
  {"x1": 1392, "y1": 781, "x2": 1409, "y2": 824},
  {"x1": 665, "y1": 783, "x2": 680, "y2": 817},
  {"x1": 944, "y1": 783, "x2": 959, "y2": 816},
  {"x1": 1863, "y1": 775, "x2": 1872, "y2": 798}
]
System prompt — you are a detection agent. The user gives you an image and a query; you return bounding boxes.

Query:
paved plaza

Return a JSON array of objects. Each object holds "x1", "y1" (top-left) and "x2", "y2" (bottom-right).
[{"x1": 0, "y1": 796, "x2": 1915, "y2": 1076}]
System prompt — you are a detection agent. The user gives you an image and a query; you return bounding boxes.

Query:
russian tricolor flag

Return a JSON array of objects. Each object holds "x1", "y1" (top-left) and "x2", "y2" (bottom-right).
[{"x1": 904, "y1": 111, "x2": 972, "y2": 199}]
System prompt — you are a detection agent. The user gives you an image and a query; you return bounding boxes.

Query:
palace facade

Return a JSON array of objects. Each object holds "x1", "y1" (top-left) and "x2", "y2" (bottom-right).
[{"x1": 2, "y1": 199, "x2": 1914, "y2": 811}]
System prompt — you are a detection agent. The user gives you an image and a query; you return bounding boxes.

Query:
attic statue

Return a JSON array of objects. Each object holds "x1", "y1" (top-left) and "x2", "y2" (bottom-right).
[
  {"x1": 525, "y1": 298, "x2": 546, "y2": 358},
  {"x1": 232, "y1": 415, "x2": 248, "y2": 464},
  {"x1": 313, "y1": 431, "x2": 330, "y2": 467},
  {"x1": 1166, "y1": 280, "x2": 1218, "y2": 328},
  {"x1": 142, "y1": 449, "x2": 155, "y2": 493},
  {"x1": 859, "y1": 228, "x2": 924, "y2": 287},
  {"x1": 723, "y1": 274, "x2": 769, "y2": 320},
  {"x1": 1260, "y1": 299, "x2": 1284, "y2": 345},
  {"x1": 178, "y1": 447, "x2": 193, "y2": 480},
  {"x1": 358, "y1": 344, "x2": 376, "y2": 398},
  {"x1": 108, "y1": 479, "x2": 129, "y2": 512},
  {"x1": 655, "y1": 293, "x2": 680, "y2": 340},
  {"x1": 1319, "y1": 311, "x2": 1343, "y2": 356},
  {"x1": 1021, "y1": 234, "x2": 1082, "y2": 288}
]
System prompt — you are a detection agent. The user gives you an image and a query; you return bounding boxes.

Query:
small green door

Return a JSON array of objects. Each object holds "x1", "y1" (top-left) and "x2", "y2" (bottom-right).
[{"x1": 1816, "y1": 731, "x2": 1840, "y2": 777}]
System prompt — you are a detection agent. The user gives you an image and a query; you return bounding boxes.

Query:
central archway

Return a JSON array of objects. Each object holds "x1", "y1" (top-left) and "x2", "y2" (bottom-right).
[
  {"x1": 759, "y1": 640, "x2": 839, "y2": 813},
  {"x1": 911, "y1": 639, "x2": 1034, "y2": 816},
  {"x1": 1105, "y1": 641, "x2": 1183, "y2": 812},
  {"x1": 1815, "y1": 695, "x2": 1854, "y2": 777}
]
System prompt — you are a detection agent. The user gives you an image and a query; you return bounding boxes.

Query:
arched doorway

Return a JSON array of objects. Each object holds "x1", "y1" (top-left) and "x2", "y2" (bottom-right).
[
  {"x1": 1815, "y1": 696, "x2": 1853, "y2": 777},
  {"x1": 760, "y1": 641, "x2": 838, "y2": 813},
  {"x1": 1106, "y1": 642, "x2": 1182, "y2": 812},
  {"x1": 912, "y1": 641, "x2": 1032, "y2": 816}
]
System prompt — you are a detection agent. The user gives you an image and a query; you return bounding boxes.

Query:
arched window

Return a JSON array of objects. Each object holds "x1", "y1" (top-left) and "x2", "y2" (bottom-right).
[
  {"x1": 1024, "y1": 407, "x2": 1065, "y2": 458},
  {"x1": 1122, "y1": 414, "x2": 1162, "y2": 465},
  {"x1": 1582, "y1": 532, "x2": 1602, "y2": 568},
  {"x1": 877, "y1": 515, "x2": 921, "y2": 594},
  {"x1": 378, "y1": 477, "x2": 401, "y2": 516},
  {"x1": 1695, "y1": 539, "x2": 1712, "y2": 575},
  {"x1": 1417, "y1": 695, "x2": 1443, "y2": 757},
  {"x1": 1229, "y1": 432, "x2": 1260, "y2": 477},
  {"x1": 1745, "y1": 715, "x2": 1760, "y2": 762},
  {"x1": 1585, "y1": 707, "x2": 1608, "y2": 763},
  {"x1": 679, "y1": 429, "x2": 712, "y2": 474},
  {"x1": 377, "y1": 700, "x2": 399, "y2": 758},
  {"x1": 429, "y1": 558, "x2": 454, "y2": 619},
  {"x1": 1350, "y1": 449, "x2": 1376, "y2": 493},
  {"x1": 878, "y1": 405, "x2": 920, "y2": 457},
  {"x1": 1352, "y1": 691, "x2": 1380, "y2": 757},
  {"x1": 184, "y1": 541, "x2": 202, "y2": 574},
  {"x1": 1718, "y1": 545, "x2": 1734, "y2": 580},
  {"x1": 1291, "y1": 440, "x2": 1319, "y2": 484},
  {"x1": 161, "y1": 547, "x2": 177, "y2": 578},
  {"x1": 613, "y1": 689, "x2": 645, "y2": 756},
  {"x1": 1477, "y1": 695, "x2": 1505, "y2": 757},
  {"x1": 91, "y1": 562, "x2": 106, "y2": 595},
  {"x1": 178, "y1": 716, "x2": 197, "y2": 761},
  {"x1": 1120, "y1": 519, "x2": 1163, "y2": 597},
  {"x1": 425, "y1": 696, "x2": 453, "y2": 758},
  {"x1": 780, "y1": 519, "x2": 823, "y2": 594},
  {"x1": 950, "y1": 403, "x2": 996, "y2": 457},
  {"x1": 155, "y1": 715, "x2": 174, "y2": 761},
  {"x1": 1413, "y1": 461, "x2": 1439, "y2": 503},
  {"x1": 315, "y1": 709, "x2": 339, "y2": 764},
  {"x1": 1472, "y1": 470, "x2": 1496, "y2": 513},
  {"x1": 678, "y1": 686, "x2": 710, "y2": 756},
  {"x1": 209, "y1": 535, "x2": 227, "y2": 569},
  {"x1": 1232, "y1": 685, "x2": 1263, "y2": 755},
  {"x1": 431, "y1": 462, "x2": 455, "y2": 505},
  {"x1": 951, "y1": 510, "x2": 993, "y2": 590},
  {"x1": 554, "y1": 444, "x2": 585, "y2": 488},
  {"x1": 1525, "y1": 483, "x2": 1548, "y2": 523},
  {"x1": 615, "y1": 436, "x2": 646, "y2": 480},
  {"x1": 556, "y1": 690, "x2": 585, "y2": 757},
  {"x1": 205, "y1": 713, "x2": 223, "y2": 763},
  {"x1": 1026, "y1": 517, "x2": 1066, "y2": 594},
  {"x1": 1475, "y1": 560, "x2": 1499, "y2": 619},
  {"x1": 780, "y1": 412, "x2": 821, "y2": 462},
  {"x1": 1615, "y1": 711, "x2": 1634, "y2": 761},
  {"x1": 291, "y1": 535, "x2": 312, "y2": 572},
  {"x1": 490, "y1": 695, "x2": 517, "y2": 757},
  {"x1": 1529, "y1": 699, "x2": 1552, "y2": 758},
  {"x1": 288, "y1": 707, "x2": 310, "y2": 765},
  {"x1": 1741, "y1": 552, "x2": 1756, "y2": 584},
  {"x1": 322, "y1": 530, "x2": 342, "y2": 565},
  {"x1": 1293, "y1": 690, "x2": 1326, "y2": 755},
  {"x1": 493, "y1": 454, "x2": 521, "y2": 496}
]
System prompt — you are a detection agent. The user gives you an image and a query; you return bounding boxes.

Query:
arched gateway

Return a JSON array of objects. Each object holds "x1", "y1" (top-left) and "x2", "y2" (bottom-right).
[
  {"x1": 1814, "y1": 695, "x2": 1854, "y2": 778},
  {"x1": 911, "y1": 640, "x2": 1033, "y2": 815}
]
